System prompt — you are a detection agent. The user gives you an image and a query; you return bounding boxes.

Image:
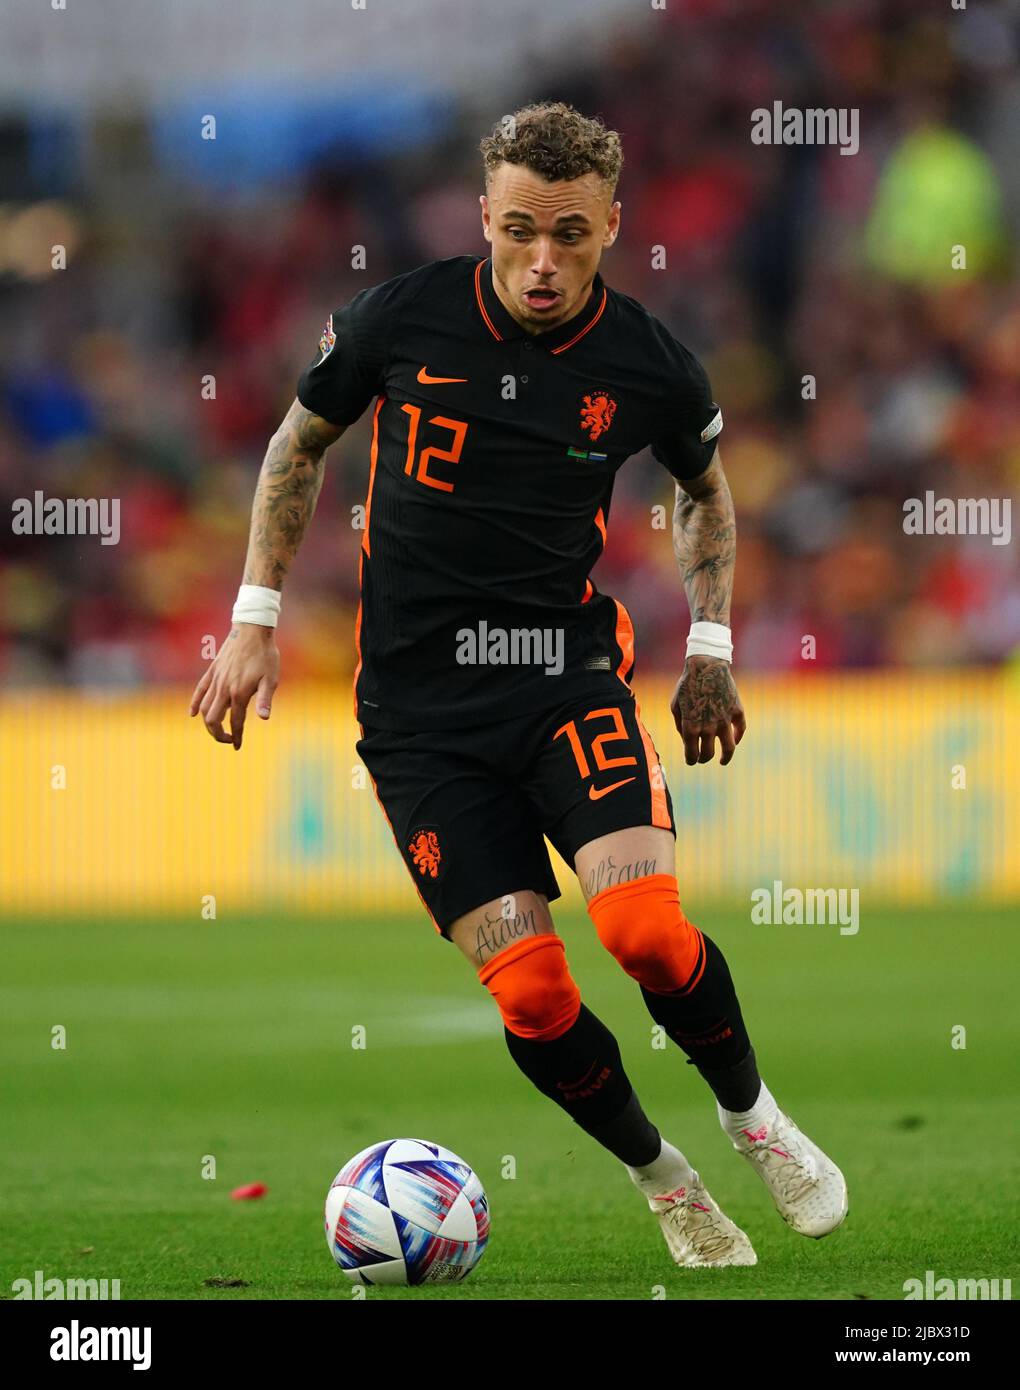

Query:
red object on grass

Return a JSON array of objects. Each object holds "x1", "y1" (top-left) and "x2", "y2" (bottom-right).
[{"x1": 231, "y1": 1183, "x2": 268, "y2": 1200}]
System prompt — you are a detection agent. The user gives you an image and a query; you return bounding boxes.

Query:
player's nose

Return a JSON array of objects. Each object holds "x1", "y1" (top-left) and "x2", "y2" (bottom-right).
[{"x1": 531, "y1": 238, "x2": 557, "y2": 277}]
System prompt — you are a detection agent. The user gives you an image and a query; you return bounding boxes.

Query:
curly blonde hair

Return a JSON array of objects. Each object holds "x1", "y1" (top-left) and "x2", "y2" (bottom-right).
[{"x1": 480, "y1": 102, "x2": 623, "y2": 191}]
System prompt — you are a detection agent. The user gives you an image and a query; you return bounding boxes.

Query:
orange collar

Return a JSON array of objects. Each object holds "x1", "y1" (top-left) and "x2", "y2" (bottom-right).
[{"x1": 473, "y1": 258, "x2": 608, "y2": 354}]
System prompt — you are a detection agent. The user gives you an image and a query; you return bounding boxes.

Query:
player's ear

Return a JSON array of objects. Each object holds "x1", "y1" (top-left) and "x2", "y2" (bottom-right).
[
  {"x1": 480, "y1": 193, "x2": 492, "y2": 243},
  {"x1": 603, "y1": 200, "x2": 621, "y2": 249}
]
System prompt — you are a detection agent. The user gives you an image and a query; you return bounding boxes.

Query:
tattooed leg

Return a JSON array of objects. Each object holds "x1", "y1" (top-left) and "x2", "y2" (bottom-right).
[
  {"x1": 579, "y1": 826, "x2": 761, "y2": 1111},
  {"x1": 448, "y1": 890, "x2": 555, "y2": 971},
  {"x1": 449, "y1": 889, "x2": 661, "y2": 1167},
  {"x1": 575, "y1": 826, "x2": 673, "y2": 904}
]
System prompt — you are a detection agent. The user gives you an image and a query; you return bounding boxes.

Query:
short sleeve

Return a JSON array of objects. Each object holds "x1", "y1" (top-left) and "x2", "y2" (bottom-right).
[
  {"x1": 650, "y1": 339, "x2": 723, "y2": 482},
  {"x1": 296, "y1": 284, "x2": 391, "y2": 427}
]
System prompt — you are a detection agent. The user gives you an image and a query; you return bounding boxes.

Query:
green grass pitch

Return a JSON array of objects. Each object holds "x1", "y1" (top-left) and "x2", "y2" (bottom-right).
[{"x1": 2, "y1": 905, "x2": 1018, "y2": 1300}]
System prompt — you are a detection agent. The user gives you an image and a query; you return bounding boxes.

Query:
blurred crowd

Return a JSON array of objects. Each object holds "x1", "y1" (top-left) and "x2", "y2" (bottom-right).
[{"x1": 1, "y1": 0, "x2": 1018, "y2": 686}]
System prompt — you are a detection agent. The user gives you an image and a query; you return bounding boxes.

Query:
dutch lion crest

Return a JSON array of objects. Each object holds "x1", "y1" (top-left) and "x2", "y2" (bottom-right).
[{"x1": 580, "y1": 390, "x2": 617, "y2": 443}]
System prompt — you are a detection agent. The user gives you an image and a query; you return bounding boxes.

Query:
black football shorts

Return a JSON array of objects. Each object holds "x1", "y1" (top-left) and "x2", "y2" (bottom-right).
[{"x1": 356, "y1": 681, "x2": 676, "y2": 938}]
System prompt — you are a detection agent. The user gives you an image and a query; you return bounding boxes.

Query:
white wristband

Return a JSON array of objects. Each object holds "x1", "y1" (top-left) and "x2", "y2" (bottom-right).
[
  {"x1": 686, "y1": 621, "x2": 733, "y2": 662},
  {"x1": 232, "y1": 584, "x2": 281, "y2": 629}
]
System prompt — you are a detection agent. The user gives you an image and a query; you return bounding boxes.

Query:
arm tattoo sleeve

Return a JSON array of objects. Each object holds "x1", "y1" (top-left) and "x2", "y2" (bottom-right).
[
  {"x1": 242, "y1": 401, "x2": 343, "y2": 589},
  {"x1": 671, "y1": 454, "x2": 735, "y2": 625}
]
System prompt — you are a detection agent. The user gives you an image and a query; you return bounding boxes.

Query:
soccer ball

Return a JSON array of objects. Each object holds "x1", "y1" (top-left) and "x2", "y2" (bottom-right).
[{"x1": 324, "y1": 1138, "x2": 489, "y2": 1285}]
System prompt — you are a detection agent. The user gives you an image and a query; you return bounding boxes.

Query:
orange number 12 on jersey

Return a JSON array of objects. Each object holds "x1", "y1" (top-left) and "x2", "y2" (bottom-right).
[{"x1": 401, "y1": 405, "x2": 468, "y2": 494}]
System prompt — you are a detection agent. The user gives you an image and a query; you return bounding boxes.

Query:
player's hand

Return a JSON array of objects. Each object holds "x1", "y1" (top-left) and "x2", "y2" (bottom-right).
[
  {"x1": 670, "y1": 654, "x2": 746, "y2": 766},
  {"x1": 189, "y1": 624, "x2": 280, "y2": 750}
]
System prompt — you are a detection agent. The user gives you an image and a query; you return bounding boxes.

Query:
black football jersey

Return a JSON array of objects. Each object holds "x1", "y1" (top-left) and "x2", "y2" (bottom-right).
[{"x1": 296, "y1": 255, "x2": 722, "y2": 729}]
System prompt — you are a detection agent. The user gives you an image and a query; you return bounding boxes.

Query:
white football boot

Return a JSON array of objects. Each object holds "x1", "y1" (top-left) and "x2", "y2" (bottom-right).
[
  {"x1": 722, "y1": 1105, "x2": 848, "y2": 1238},
  {"x1": 646, "y1": 1172, "x2": 758, "y2": 1267}
]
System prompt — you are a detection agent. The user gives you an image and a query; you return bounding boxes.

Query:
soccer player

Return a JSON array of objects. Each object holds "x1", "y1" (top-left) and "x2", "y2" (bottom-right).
[{"x1": 190, "y1": 103, "x2": 847, "y2": 1267}]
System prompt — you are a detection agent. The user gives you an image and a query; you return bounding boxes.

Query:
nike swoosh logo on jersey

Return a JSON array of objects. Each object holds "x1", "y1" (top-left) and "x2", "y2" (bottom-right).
[
  {"x1": 588, "y1": 777, "x2": 636, "y2": 800},
  {"x1": 417, "y1": 366, "x2": 468, "y2": 384}
]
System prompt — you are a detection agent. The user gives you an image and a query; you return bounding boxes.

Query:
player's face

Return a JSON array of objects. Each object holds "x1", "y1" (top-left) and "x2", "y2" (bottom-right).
[{"x1": 480, "y1": 164, "x2": 621, "y2": 334}]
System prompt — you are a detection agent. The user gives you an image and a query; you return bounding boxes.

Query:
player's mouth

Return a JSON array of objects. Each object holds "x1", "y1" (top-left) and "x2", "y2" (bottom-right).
[{"x1": 522, "y1": 286, "x2": 562, "y2": 313}]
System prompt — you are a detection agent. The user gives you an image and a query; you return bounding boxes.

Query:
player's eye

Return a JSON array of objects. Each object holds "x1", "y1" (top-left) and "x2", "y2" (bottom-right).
[
  {"x1": 506, "y1": 227, "x2": 530, "y2": 240},
  {"x1": 559, "y1": 231, "x2": 583, "y2": 244}
]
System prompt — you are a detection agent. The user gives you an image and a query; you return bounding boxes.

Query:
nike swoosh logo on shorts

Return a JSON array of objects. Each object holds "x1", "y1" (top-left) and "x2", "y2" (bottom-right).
[
  {"x1": 417, "y1": 366, "x2": 468, "y2": 384},
  {"x1": 588, "y1": 777, "x2": 636, "y2": 800}
]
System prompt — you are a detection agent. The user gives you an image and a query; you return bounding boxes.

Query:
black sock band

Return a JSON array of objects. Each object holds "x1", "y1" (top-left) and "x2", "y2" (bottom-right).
[
  {"x1": 639, "y1": 932, "x2": 761, "y2": 1110},
  {"x1": 694, "y1": 1045, "x2": 762, "y2": 1112},
  {"x1": 503, "y1": 1003, "x2": 661, "y2": 1166},
  {"x1": 586, "y1": 1090, "x2": 662, "y2": 1167}
]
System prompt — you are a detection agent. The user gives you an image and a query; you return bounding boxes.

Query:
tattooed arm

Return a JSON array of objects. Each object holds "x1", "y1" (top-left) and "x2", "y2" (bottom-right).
[
  {"x1": 189, "y1": 400, "x2": 345, "y2": 748},
  {"x1": 241, "y1": 399, "x2": 341, "y2": 588},
  {"x1": 669, "y1": 448, "x2": 747, "y2": 766}
]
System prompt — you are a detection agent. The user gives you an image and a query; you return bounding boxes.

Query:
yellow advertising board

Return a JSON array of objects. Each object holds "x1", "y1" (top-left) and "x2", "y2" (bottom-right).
[{"x1": 1, "y1": 673, "x2": 1016, "y2": 916}]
